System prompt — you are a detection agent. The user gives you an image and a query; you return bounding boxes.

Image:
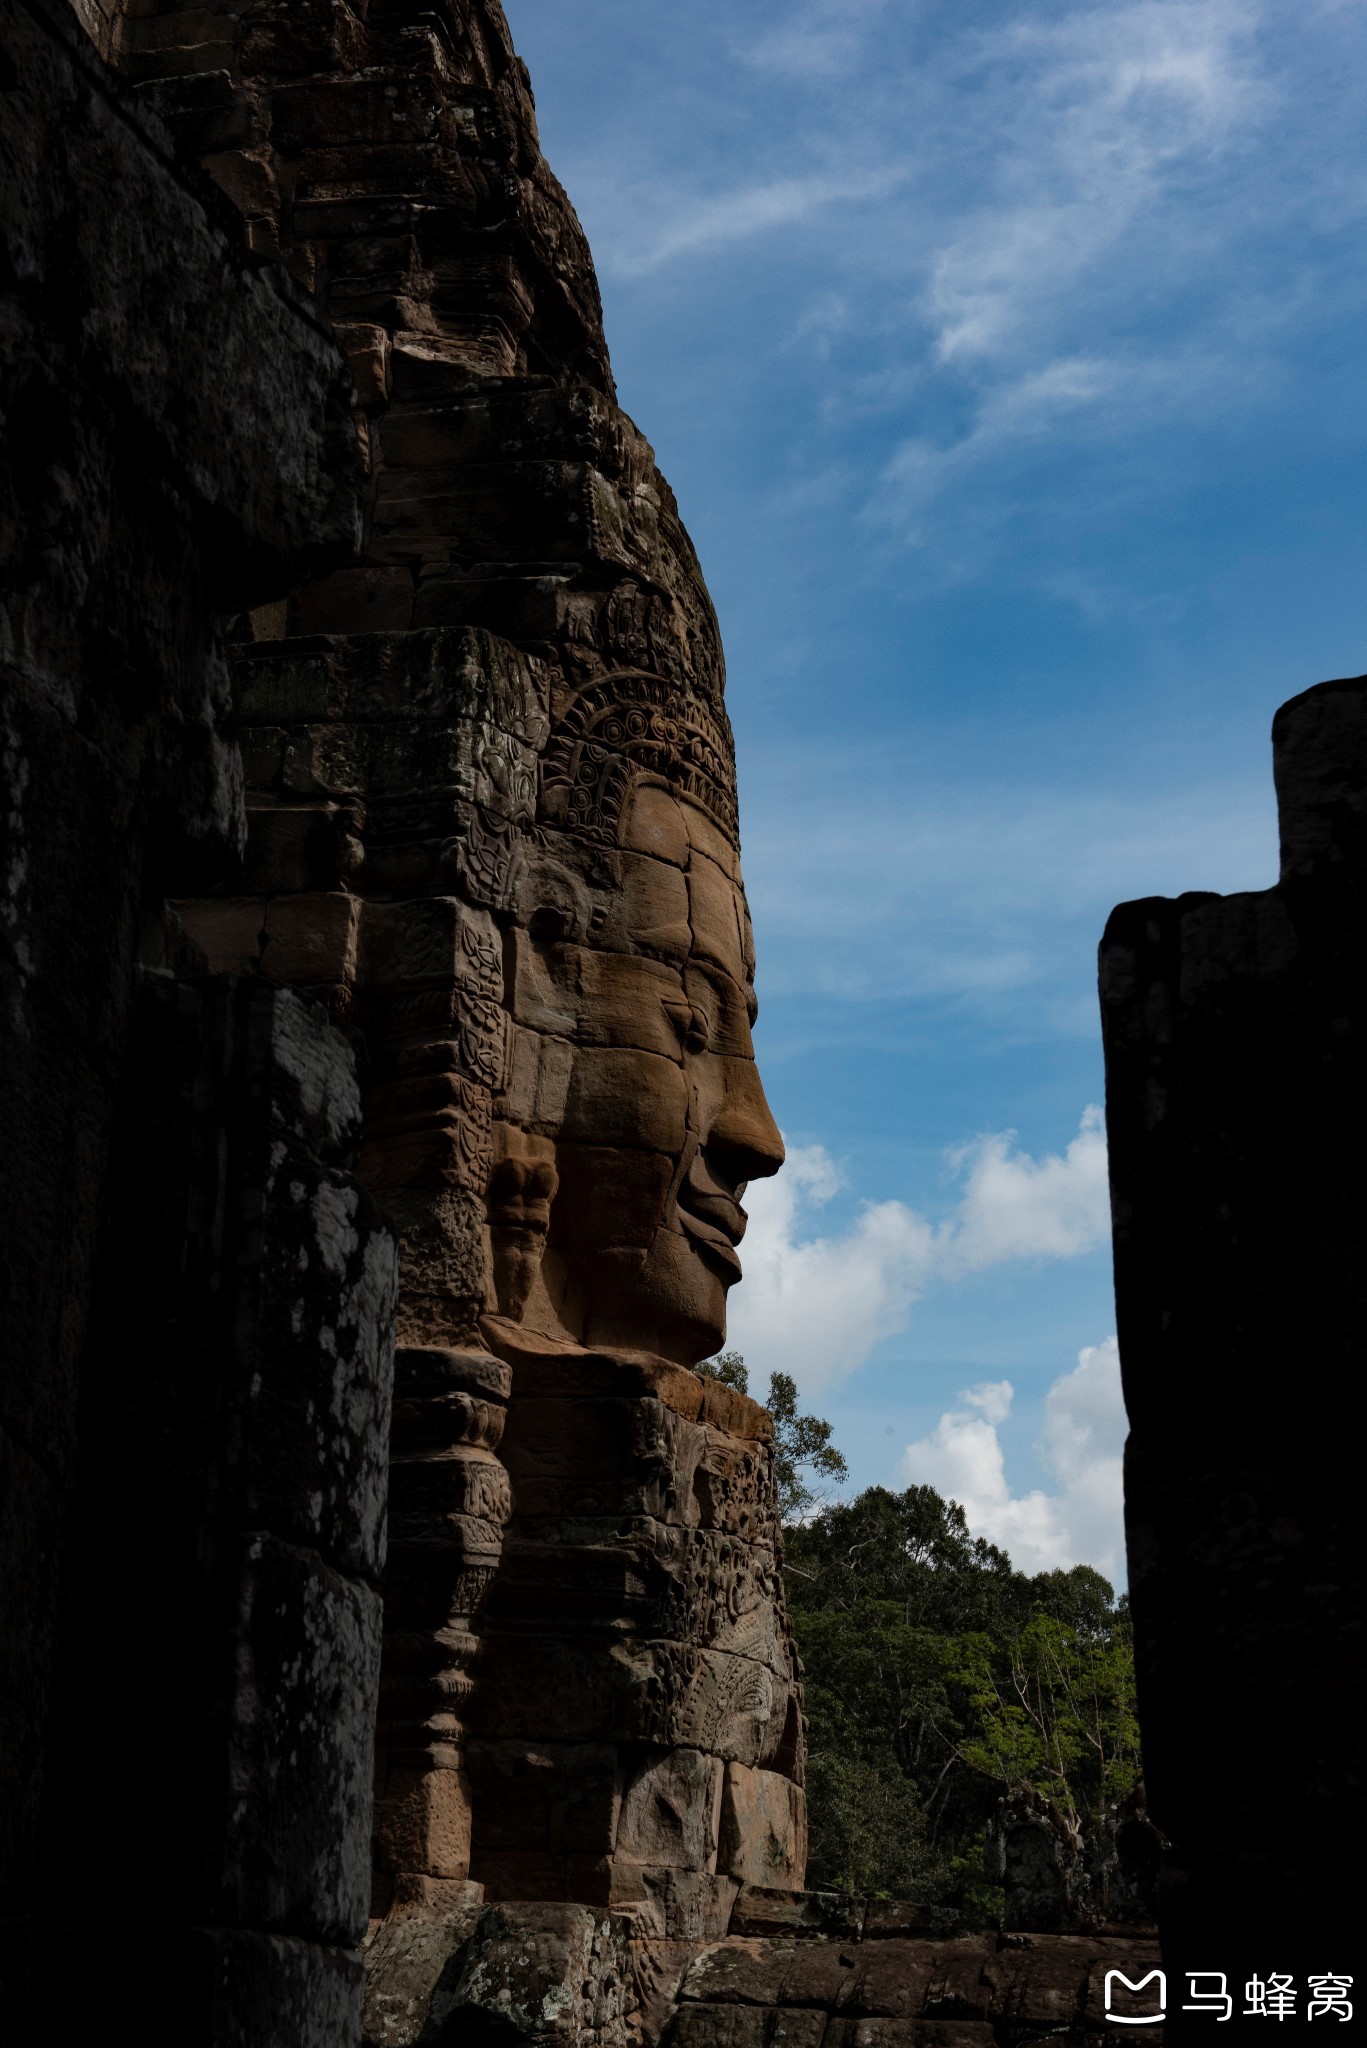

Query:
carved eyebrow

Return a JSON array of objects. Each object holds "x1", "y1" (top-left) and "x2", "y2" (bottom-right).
[{"x1": 686, "y1": 959, "x2": 759, "y2": 1026}]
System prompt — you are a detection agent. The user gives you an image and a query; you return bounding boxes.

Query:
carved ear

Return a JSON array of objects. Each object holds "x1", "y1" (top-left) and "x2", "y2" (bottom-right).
[{"x1": 514, "y1": 850, "x2": 592, "y2": 944}]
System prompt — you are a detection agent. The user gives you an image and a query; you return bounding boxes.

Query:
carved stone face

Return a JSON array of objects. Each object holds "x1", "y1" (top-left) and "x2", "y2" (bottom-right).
[{"x1": 493, "y1": 771, "x2": 784, "y2": 1364}]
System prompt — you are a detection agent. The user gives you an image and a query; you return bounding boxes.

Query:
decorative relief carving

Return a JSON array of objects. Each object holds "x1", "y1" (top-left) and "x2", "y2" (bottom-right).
[
  {"x1": 540, "y1": 673, "x2": 739, "y2": 850},
  {"x1": 144, "y1": 0, "x2": 806, "y2": 1946}
]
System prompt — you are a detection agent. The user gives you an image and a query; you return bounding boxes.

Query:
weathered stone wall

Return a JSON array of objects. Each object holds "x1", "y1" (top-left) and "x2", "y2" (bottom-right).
[
  {"x1": 63, "y1": 976, "x2": 399, "y2": 2039},
  {"x1": 1, "y1": 2, "x2": 395, "y2": 2038},
  {"x1": 112, "y1": 0, "x2": 807, "y2": 1957},
  {"x1": 1100, "y1": 676, "x2": 1364, "y2": 1999}
]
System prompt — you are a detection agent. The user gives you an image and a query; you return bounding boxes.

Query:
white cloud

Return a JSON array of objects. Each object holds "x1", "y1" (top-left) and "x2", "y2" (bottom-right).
[
  {"x1": 902, "y1": 1337, "x2": 1128, "y2": 1577},
  {"x1": 736, "y1": 0, "x2": 892, "y2": 80},
  {"x1": 946, "y1": 1106, "x2": 1110, "y2": 1273},
  {"x1": 613, "y1": 169, "x2": 904, "y2": 278},
  {"x1": 924, "y1": 1, "x2": 1265, "y2": 367},
  {"x1": 727, "y1": 1108, "x2": 1110, "y2": 1393},
  {"x1": 558, "y1": 0, "x2": 1367, "y2": 582}
]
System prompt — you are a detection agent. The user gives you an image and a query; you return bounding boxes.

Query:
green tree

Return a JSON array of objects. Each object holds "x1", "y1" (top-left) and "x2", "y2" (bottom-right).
[
  {"x1": 698, "y1": 1348, "x2": 749, "y2": 1392},
  {"x1": 783, "y1": 1483, "x2": 1141, "y2": 1913}
]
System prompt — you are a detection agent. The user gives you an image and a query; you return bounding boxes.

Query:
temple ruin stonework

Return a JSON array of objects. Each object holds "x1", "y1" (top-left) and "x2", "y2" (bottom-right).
[
  {"x1": 3, "y1": 2, "x2": 1361, "y2": 2045},
  {"x1": 111, "y1": 0, "x2": 807, "y2": 1977},
  {"x1": 1100, "y1": 677, "x2": 1364, "y2": 2017}
]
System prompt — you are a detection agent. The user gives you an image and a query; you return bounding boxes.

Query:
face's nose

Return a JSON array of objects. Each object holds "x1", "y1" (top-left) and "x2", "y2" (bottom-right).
[{"x1": 701, "y1": 1055, "x2": 785, "y2": 1193}]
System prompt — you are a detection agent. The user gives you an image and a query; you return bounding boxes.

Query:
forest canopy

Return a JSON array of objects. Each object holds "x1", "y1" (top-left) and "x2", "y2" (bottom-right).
[{"x1": 698, "y1": 1355, "x2": 1141, "y2": 1913}]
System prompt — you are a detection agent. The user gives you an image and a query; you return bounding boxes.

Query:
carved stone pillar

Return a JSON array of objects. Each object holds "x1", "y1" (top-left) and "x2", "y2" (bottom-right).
[{"x1": 373, "y1": 1344, "x2": 511, "y2": 1912}]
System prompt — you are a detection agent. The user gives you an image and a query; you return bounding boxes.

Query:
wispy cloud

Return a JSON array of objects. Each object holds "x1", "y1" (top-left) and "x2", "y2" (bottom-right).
[
  {"x1": 610, "y1": 168, "x2": 905, "y2": 277},
  {"x1": 923, "y1": 0, "x2": 1266, "y2": 366},
  {"x1": 554, "y1": 0, "x2": 1365, "y2": 579},
  {"x1": 902, "y1": 1337, "x2": 1128, "y2": 1578},
  {"x1": 727, "y1": 1107, "x2": 1109, "y2": 1393},
  {"x1": 743, "y1": 766, "x2": 1275, "y2": 1013},
  {"x1": 734, "y1": 0, "x2": 894, "y2": 81}
]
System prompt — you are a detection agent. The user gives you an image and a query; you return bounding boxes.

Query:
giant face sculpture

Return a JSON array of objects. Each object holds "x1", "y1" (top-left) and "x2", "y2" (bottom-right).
[{"x1": 488, "y1": 675, "x2": 784, "y2": 1365}]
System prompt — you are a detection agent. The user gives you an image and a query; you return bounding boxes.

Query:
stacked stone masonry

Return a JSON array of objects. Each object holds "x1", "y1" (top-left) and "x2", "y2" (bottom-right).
[
  {"x1": 1, "y1": 1, "x2": 395, "y2": 2041},
  {"x1": 363, "y1": 1896, "x2": 1168, "y2": 2048},
  {"x1": 103, "y1": 0, "x2": 805, "y2": 1958},
  {"x1": 1100, "y1": 676, "x2": 1364, "y2": 2006},
  {"x1": 1, "y1": 1, "x2": 1248, "y2": 2044}
]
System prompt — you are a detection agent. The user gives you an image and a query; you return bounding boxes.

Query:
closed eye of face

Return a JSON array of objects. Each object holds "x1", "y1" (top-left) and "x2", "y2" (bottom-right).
[
  {"x1": 664, "y1": 996, "x2": 711, "y2": 1054},
  {"x1": 684, "y1": 959, "x2": 758, "y2": 1053}
]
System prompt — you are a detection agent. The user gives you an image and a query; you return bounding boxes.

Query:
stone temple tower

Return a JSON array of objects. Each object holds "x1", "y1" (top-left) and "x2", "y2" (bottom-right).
[{"x1": 89, "y1": 0, "x2": 805, "y2": 2023}]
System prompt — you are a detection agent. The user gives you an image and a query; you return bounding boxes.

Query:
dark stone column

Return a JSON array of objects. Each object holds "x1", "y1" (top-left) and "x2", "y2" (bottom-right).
[
  {"x1": 1100, "y1": 677, "x2": 1364, "y2": 2002},
  {"x1": 59, "y1": 977, "x2": 397, "y2": 2040},
  {"x1": 1, "y1": 3, "x2": 379, "y2": 2038}
]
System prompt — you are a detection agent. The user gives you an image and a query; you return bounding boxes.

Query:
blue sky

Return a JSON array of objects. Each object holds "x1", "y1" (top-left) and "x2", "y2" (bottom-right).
[{"x1": 504, "y1": 0, "x2": 1367, "y2": 1578}]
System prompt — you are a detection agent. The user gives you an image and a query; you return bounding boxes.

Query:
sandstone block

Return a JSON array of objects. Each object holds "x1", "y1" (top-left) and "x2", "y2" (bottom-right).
[
  {"x1": 682, "y1": 801, "x2": 742, "y2": 884},
  {"x1": 499, "y1": 1025, "x2": 574, "y2": 1129},
  {"x1": 672, "y1": 1651, "x2": 796, "y2": 1767},
  {"x1": 572, "y1": 948, "x2": 690, "y2": 1059},
  {"x1": 465, "y1": 1740, "x2": 622, "y2": 1853},
  {"x1": 837, "y1": 1940, "x2": 998, "y2": 2021},
  {"x1": 718, "y1": 1768, "x2": 807, "y2": 1890},
  {"x1": 679, "y1": 965, "x2": 758, "y2": 1064},
  {"x1": 232, "y1": 627, "x2": 546, "y2": 737},
  {"x1": 468, "y1": 1848, "x2": 615, "y2": 1904},
  {"x1": 246, "y1": 1137, "x2": 396, "y2": 1574},
  {"x1": 621, "y1": 783, "x2": 691, "y2": 866},
  {"x1": 616, "y1": 1748, "x2": 724, "y2": 1872},
  {"x1": 614, "y1": 1869, "x2": 741, "y2": 1942},
  {"x1": 360, "y1": 897, "x2": 500, "y2": 996},
  {"x1": 730, "y1": 1888, "x2": 865, "y2": 1942},
  {"x1": 677, "y1": 1938, "x2": 855, "y2": 2010},
  {"x1": 696, "y1": 1380, "x2": 774, "y2": 1444},
  {"x1": 292, "y1": 566, "x2": 414, "y2": 635},
  {"x1": 687, "y1": 855, "x2": 748, "y2": 982},
  {"x1": 335, "y1": 322, "x2": 392, "y2": 407},
  {"x1": 559, "y1": 1045, "x2": 688, "y2": 1153},
  {"x1": 599, "y1": 851, "x2": 692, "y2": 961},
  {"x1": 692, "y1": 1432, "x2": 779, "y2": 1544},
  {"x1": 372, "y1": 1762, "x2": 472, "y2": 1881},
  {"x1": 823, "y1": 2024, "x2": 997, "y2": 2048},
  {"x1": 666, "y1": 2006, "x2": 829, "y2": 2048},
  {"x1": 240, "y1": 801, "x2": 358, "y2": 895},
  {"x1": 174, "y1": 895, "x2": 266, "y2": 976},
  {"x1": 860, "y1": 1901, "x2": 944, "y2": 1939},
  {"x1": 550, "y1": 1146, "x2": 678, "y2": 1252},
  {"x1": 362, "y1": 1911, "x2": 485, "y2": 2048},
  {"x1": 440, "y1": 1903, "x2": 633, "y2": 2046},
  {"x1": 224, "y1": 1533, "x2": 383, "y2": 1942},
  {"x1": 262, "y1": 890, "x2": 361, "y2": 987},
  {"x1": 492, "y1": 1337, "x2": 707, "y2": 1420},
  {"x1": 387, "y1": 1445, "x2": 511, "y2": 1525},
  {"x1": 469, "y1": 1636, "x2": 789, "y2": 1767},
  {"x1": 508, "y1": 926, "x2": 580, "y2": 1035}
]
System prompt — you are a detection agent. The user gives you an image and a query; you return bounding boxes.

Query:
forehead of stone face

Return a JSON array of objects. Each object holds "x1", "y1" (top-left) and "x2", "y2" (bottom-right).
[{"x1": 618, "y1": 783, "x2": 751, "y2": 986}]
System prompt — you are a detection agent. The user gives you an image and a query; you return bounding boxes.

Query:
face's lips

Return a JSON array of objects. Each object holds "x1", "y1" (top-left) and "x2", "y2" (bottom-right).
[{"x1": 676, "y1": 1160, "x2": 747, "y2": 1279}]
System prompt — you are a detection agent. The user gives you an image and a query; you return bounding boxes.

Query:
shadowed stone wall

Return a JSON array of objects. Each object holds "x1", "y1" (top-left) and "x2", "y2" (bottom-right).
[
  {"x1": 1100, "y1": 676, "x2": 1364, "y2": 2012},
  {"x1": 1, "y1": 2, "x2": 396, "y2": 2039}
]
